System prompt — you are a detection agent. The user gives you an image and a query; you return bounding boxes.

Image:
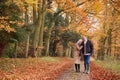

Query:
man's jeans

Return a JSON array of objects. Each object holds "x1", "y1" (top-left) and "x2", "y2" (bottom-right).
[{"x1": 84, "y1": 55, "x2": 90, "y2": 64}]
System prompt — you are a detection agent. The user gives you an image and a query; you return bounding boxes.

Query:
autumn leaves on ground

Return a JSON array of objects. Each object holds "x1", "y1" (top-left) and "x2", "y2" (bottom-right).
[
  {"x1": 91, "y1": 62, "x2": 120, "y2": 80},
  {"x1": 0, "y1": 57, "x2": 73, "y2": 80},
  {"x1": 0, "y1": 57, "x2": 120, "y2": 80}
]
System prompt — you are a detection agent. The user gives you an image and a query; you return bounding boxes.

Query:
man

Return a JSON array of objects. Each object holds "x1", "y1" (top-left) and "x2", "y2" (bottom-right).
[{"x1": 81, "y1": 35, "x2": 94, "y2": 74}]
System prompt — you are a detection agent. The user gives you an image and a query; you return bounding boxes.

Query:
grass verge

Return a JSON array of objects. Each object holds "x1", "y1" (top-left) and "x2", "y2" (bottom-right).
[
  {"x1": 0, "y1": 57, "x2": 69, "y2": 71},
  {"x1": 95, "y1": 60, "x2": 120, "y2": 74}
]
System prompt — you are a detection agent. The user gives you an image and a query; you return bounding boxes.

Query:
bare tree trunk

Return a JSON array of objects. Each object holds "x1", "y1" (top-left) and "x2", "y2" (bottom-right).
[
  {"x1": 45, "y1": 22, "x2": 54, "y2": 56},
  {"x1": 24, "y1": 5, "x2": 30, "y2": 58},
  {"x1": 25, "y1": 34, "x2": 30, "y2": 58},
  {"x1": 68, "y1": 44, "x2": 72, "y2": 57},
  {"x1": 14, "y1": 41, "x2": 18, "y2": 58},
  {"x1": 97, "y1": 35, "x2": 107, "y2": 60},
  {"x1": 33, "y1": 4, "x2": 37, "y2": 24},
  {"x1": 11, "y1": 0, "x2": 14, "y2": 3},
  {"x1": 0, "y1": 43, "x2": 6, "y2": 57},
  {"x1": 45, "y1": 28, "x2": 52, "y2": 56},
  {"x1": 38, "y1": 0, "x2": 46, "y2": 56},
  {"x1": 106, "y1": 29, "x2": 112, "y2": 57},
  {"x1": 33, "y1": 1, "x2": 42, "y2": 57},
  {"x1": 29, "y1": 3, "x2": 38, "y2": 57}
]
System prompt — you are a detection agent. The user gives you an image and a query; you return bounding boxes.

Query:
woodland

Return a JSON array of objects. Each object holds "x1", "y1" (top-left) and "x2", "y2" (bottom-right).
[
  {"x1": 0, "y1": 0, "x2": 120, "y2": 79},
  {"x1": 0, "y1": 0, "x2": 120, "y2": 59}
]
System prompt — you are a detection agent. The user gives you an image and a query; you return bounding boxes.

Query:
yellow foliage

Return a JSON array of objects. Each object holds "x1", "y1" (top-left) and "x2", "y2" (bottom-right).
[
  {"x1": 0, "y1": 24, "x2": 15, "y2": 33},
  {"x1": 0, "y1": 16, "x2": 24, "y2": 33},
  {"x1": 46, "y1": 9, "x2": 54, "y2": 13},
  {"x1": 14, "y1": 0, "x2": 38, "y2": 4},
  {"x1": 92, "y1": 1, "x2": 103, "y2": 14},
  {"x1": 55, "y1": 0, "x2": 76, "y2": 11},
  {"x1": 83, "y1": 0, "x2": 103, "y2": 15},
  {"x1": 24, "y1": 0, "x2": 38, "y2": 4}
]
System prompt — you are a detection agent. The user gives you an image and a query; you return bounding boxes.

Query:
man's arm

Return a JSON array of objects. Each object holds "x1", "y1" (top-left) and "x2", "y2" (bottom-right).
[{"x1": 90, "y1": 41, "x2": 94, "y2": 55}]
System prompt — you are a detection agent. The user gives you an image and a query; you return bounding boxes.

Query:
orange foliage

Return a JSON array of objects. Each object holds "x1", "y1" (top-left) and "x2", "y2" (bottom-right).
[
  {"x1": 0, "y1": 17, "x2": 15, "y2": 33},
  {"x1": 0, "y1": 16, "x2": 24, "y2": 33}
]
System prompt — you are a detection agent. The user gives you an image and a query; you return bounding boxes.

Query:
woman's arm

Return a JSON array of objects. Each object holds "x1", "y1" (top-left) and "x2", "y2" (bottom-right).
[{"x1": 75, "y1": 43, "x2": 83, "y2": 50}]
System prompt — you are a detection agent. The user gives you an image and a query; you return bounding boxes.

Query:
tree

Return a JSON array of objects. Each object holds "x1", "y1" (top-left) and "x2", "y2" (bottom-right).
[{"x1": 0, "y1": 0, "x2": 24, "y2": 57}]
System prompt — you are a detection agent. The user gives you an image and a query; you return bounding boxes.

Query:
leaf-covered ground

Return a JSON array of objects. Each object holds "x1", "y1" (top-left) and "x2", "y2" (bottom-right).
[
  {"x1": 91, "y1": 62, "x2": 120, "y2": 80},
  {"x1": 0, "y1": 57, "x2": 120, "y2": 80},
  {"x1": 56, "y1": 62, "x2": 90, "y2": 80},
  {"x1": 0, "y1": 57, "x2": 73, "y2": 80},
  {"x1": 57, "y1": 61, "x2": 120, "y2": 80}
]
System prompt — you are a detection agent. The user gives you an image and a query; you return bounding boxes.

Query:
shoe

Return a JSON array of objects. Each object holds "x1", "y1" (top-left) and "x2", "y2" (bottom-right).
[
  {"x1": 77, "y1": 70, "x2": 80, "y2": 72},
  {"x1": 77, "y1": 64, "x2": 80, "y2": 72},
  {"x1": 83, "y1": 64, "x2": 87, "y2": 73},
  {"x1": 86, "y1": 64, "x2": 90, "y2": 74},
  {"x1": 75, "y1": 64, "x2": 77, "y2": 72},
  {"x1": 83, "y1": 70, "x2": 87, "y2": 73},
  {"x1": 86, "y1": 70, "x2": 90, "y2": 74}
]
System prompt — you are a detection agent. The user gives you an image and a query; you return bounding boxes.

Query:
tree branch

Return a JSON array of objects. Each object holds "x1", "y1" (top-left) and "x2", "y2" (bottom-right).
[
  {"x1": 56, "y1": 0, "x2": 89, "y2": 15},
  {"x1": 110, "y1": 0, "x2": 120, "y2": 13}
]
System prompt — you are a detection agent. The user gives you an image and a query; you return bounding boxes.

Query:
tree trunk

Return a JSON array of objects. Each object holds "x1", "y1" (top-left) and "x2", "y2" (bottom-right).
[
  {"x1": 11, "y1": 0, "x2": 14, "y2": 3},
  {"x1": 25, "y1": 33, "x2": 30, "y2": 58},
  {"x1": 24, "y1": 5, "x2": 30, "y2": 58},
  {"x1": 29, "y1": 3, "x2": 38, "y2": 57},
  {"x1": 32, "y1": 1, "x2": 42, "y2": 57},
  {"x1": 37, "y1": 0, "x2": 46, "y2": 56},
  {"x1": 97, "y1": 36, "x2": 106, "y2": 60},
  {"x1": 14, "y1": 41, "x2": 18, "y2": 58},
  {"x1": 68, "y1": 44, "x2": 72, "y2": 57},
  {"x1": 106, "y1": 29, "x2": 112, "y2": 57},
  {"x1": 45, "y1": 22, "x2": 55, "y2": 56},
  {"x1": 0, "y1": 43, "x2": 6, "y2": 57},
  {"x1": 45, "y1": 28, "x2": 52, "y2": 56},
  {"x1": 33, "y1": 4, "x2": 37, "y2": 24}
]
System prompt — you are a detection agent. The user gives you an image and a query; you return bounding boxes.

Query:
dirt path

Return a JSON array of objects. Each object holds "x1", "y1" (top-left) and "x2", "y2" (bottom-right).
[{"x1": 56, "y1": 62, "x2": 91, "y2": 80}]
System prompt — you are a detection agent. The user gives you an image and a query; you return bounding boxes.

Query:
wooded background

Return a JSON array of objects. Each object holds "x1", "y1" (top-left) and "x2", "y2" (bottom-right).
[{"x1": 0, "y1": 0, "x2": 120, "y2": 60}]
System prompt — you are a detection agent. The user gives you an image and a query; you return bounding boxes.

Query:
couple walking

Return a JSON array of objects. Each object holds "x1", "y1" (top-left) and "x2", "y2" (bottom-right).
[{"x1": 73, "y1": 35, "x2": 94, "y2": 74}]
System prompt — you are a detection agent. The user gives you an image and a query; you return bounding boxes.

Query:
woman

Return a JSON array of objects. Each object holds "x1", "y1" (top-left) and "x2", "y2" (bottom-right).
[{"x1": 73, "y1": 39, "x2": 83, "y2": 72}]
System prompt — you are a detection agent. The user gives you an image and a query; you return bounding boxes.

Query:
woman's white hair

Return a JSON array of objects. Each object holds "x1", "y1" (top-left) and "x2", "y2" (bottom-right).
[{"x1": 77, "y1": 39, "x2": 82, "y2": 44}]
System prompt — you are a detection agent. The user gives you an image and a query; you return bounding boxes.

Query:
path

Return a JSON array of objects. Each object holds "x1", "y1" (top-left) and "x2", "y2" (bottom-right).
[{"x1": 56, "y1": 62, "x2": 91, "y2": 80}]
